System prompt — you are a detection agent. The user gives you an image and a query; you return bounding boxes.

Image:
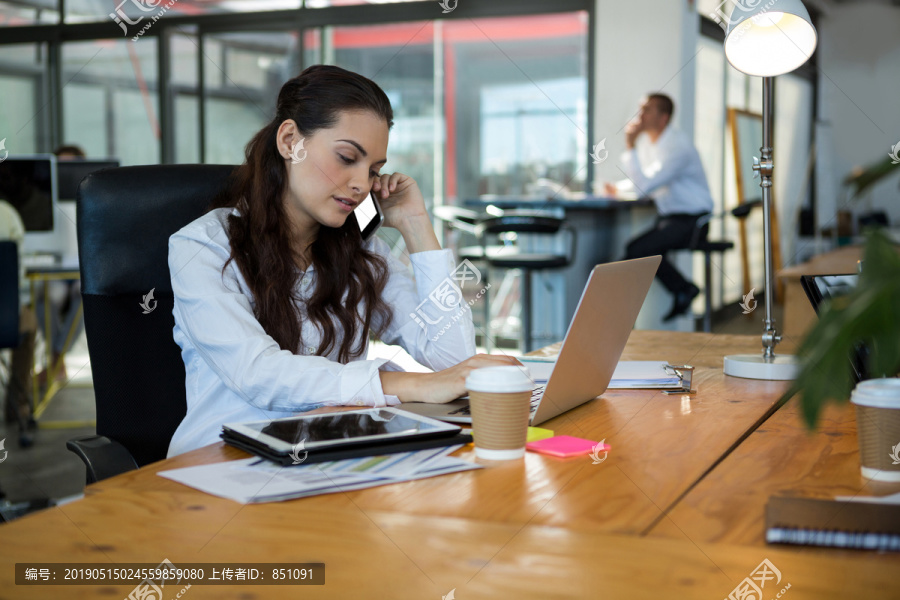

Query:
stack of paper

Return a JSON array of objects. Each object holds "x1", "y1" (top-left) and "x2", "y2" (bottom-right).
[
  {"x1": 608, "y1": 361, "x2": 681, "y2": 389},
  {"x1": 520, "y1": 358, "x2": 681, "y2": 389},
  {"x1": 158, "y1": 445, "x2": 480, "y2": 504}
]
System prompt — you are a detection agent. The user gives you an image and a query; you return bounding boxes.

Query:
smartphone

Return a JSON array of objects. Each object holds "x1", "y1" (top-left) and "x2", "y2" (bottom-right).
[{"x1": 355, "y1": 190, "x2": 384, "y2": 242}]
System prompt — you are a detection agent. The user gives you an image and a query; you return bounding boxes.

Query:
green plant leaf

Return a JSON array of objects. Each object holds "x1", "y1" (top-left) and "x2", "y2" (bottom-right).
[{"x1": 781, "y1": 229, "x2": 900, "y2": 428}]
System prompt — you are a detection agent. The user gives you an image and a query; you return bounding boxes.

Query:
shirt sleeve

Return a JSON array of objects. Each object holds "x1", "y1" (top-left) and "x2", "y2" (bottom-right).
[
  {"x1": 620, "y1": 134, "x2": 691, "y2": 198},
  {"x1": 169, "y1": 219, "x2": 398, "y2": 413},
  {"x1": 371, "y1": 237, "x2": 478, "y2": 371}
]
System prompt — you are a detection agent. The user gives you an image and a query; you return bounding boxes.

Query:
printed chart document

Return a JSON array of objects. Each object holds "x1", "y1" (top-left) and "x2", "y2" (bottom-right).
[{"x1": 158, "y1": 445, "x2": 480, "y2": 504}]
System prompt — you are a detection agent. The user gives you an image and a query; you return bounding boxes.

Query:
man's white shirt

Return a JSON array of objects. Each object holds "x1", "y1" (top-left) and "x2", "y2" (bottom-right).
[{"x1": 617, "y1": 126, "x2": 714, "y2": 216}]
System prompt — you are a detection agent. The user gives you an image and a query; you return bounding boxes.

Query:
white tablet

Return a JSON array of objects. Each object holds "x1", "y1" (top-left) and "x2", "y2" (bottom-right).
[{"x1": 222, "y1": 407, "x2": 460, "y2": 454}]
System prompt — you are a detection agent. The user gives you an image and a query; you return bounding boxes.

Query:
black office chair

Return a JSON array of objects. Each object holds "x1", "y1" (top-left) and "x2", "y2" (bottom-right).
[
  {"x1": 67, "y1": 164, "x2": 236, "y2": 483},
  {"x1": 687, "y1": 199, "x2": 761, "y2": 332},
  {"x1": 477, "y1": 211, "x2": 575, "y2": 353}
]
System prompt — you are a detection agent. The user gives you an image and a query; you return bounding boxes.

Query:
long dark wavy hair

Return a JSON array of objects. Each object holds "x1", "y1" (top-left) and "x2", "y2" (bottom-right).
[{"x1": 211, "y1": 65, "x2": 395, "y2": 362}]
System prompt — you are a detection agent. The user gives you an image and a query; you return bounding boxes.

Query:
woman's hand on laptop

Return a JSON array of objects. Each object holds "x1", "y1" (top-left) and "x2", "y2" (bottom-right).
[{"x1": 381, "y1": 354, "x2": 524, "y2": 404}]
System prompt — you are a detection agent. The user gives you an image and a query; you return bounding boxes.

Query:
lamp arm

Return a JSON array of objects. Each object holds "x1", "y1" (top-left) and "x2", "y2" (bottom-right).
[{"x1": 757, "y1": 76, "x2": 781, "y2": 358}]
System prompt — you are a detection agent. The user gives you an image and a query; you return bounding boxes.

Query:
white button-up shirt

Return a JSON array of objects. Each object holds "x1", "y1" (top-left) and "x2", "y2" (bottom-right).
[
  {"x1": 618, "y1": 126, "x2": 714, "y2": 216},
  {"x1": 166, "y1": 208, "x2": 477, "y2": 457}
]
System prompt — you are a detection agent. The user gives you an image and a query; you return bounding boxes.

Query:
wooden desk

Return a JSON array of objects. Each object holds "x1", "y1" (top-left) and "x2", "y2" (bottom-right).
[
  {"x1": 777, "y1": 245, "x2": 862, "y2": 341},
  {"x1": 1, "y1": 331, "x2": 897, "y2": 598},
  {"x1": 649, "y1": 398, "x2": 900, "y2": 551}
]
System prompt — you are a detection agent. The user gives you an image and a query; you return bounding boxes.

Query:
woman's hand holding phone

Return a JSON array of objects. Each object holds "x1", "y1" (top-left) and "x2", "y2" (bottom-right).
[{"x1": 370, "y1": 172, "x2": 439, "y2": 253}]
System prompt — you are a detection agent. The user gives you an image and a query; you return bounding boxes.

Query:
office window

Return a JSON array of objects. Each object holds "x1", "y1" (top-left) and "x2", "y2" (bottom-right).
[
  {"x1": 328, "y1": 21, "x2": 437, "y2": 212},
  {"x1": 66, "y1": 0, "x2": 301, "y2": 24},
  {"x1": 448, "y1": 13, "x2": 589, "y2": 201},
  {"x1": 202, "y1": 31, "x2": 298, "y2": 165},
  {"x1": 306, "y1": 0, "x2": 421, "y2": 7},
  {"x1": 172, "y1": 30, "x2": 200, "y2": 163},
  {"x1": 0, "y1": 0, "x2": 58, "y2": 26},
  {"x1": 62, "y1": 39, "x2": 159, "y2": 164},
  {"x1": 0, "y1": 43, "x2": 47, "y2": 154},
  {"x1": 316, "y1": 11, "x2": 589, "y2": 207}
]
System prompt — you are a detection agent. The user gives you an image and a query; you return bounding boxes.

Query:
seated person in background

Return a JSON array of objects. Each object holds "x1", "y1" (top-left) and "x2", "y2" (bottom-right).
[
  {"x1": 605, "y1": 93, "x2": 714, "y2": 321},
  {"x1": 167, "y1": 65, "x2": 519, "y2": 457},
  {"x1": 0, "y1": 199, "x2": 36, "y2": 447},
  {"x1": 35, "y1": 144, "x2": 87, "y2": 385}
]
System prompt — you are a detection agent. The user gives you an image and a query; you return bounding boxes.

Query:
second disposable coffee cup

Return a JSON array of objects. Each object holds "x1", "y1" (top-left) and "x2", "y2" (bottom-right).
[
  {"x1": 850, "y1": 378, "x2": 900, "y2": 482},
  {"x1": 465, "y1": 366, "x2": 533, "y2": 460}
]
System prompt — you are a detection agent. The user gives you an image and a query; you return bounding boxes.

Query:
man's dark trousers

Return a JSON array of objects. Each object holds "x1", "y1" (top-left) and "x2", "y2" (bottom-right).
[{"x1": 623, "y1": 213, "x2": 706, "y2": 295}]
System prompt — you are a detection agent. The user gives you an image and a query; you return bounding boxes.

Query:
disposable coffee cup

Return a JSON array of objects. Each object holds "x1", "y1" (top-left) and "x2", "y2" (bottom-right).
[
  {"x1": 465, "y1": 366, "x2": 533, "y2": 460},
  {"x1": 850, "y1": 378, "x2": 900, "y2": 482}
]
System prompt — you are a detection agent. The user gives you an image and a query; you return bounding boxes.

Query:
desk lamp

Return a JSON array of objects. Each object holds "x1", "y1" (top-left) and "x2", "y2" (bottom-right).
[{"x1": 720, "y1": 0, "x2": 817, "y2": 380}]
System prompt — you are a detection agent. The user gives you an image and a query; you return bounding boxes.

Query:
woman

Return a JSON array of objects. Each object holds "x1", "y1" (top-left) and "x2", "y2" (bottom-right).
[{"x1": 167, "y1": 65, "x2": 518, "y2": 457}]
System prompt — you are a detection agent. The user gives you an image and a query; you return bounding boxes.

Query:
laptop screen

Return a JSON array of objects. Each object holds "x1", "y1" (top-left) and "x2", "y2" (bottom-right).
[{"x1": 800, "y1": 273, "x2": 867, "y2": 383}]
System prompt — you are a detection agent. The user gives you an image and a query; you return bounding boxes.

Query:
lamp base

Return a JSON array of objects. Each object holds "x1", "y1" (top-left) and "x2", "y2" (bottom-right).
[{"x1": 723, "y1": 353, "x2": 798, "y2": 381}]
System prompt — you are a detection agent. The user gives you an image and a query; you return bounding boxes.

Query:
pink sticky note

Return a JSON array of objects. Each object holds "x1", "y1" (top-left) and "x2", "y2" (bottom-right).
[{"x1": 525, "y1": 435, "x2": 610, "y2": 458}]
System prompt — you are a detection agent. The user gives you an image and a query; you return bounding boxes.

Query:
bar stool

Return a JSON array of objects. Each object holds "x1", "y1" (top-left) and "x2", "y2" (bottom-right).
[
  {"x1": 477, "y1": 211, "x2": 575, "y2": 353},
  {"x1": 687, "y1": 200, "x2": 760, "y2": 332}
]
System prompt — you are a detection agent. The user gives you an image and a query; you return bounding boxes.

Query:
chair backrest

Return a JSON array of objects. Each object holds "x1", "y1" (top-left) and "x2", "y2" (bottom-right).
[
  {"x1": 77, "y1": 164, "x2": 236, "y2": 466},
  {"x1": 0, "y1": 241, "x2": 20, "y2": 349}
]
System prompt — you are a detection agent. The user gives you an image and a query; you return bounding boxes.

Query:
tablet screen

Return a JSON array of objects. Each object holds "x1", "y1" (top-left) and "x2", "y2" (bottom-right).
[{"x1": 254, "y1": 409, "x2": 442, "y2": 445}]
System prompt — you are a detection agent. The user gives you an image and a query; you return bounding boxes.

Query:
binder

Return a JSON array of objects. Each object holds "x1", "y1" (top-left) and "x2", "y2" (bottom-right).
[{"x1": 765, "y1": 496, "x2": 900, "y2": 551}]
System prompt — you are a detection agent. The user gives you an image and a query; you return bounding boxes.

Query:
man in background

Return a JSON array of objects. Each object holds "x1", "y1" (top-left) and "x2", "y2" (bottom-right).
[
  {"x1": 606, "y1": 93, "x2": 714, "y2": 321},
  {"x1": 34, "y1": 145, "x2": 87, "y2": 385}
]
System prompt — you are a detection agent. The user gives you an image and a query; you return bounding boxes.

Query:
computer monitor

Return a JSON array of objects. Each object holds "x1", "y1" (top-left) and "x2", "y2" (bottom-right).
[
  {"x1": 57, "y1": 159, "x2": 119, "y2": 201},
  {"x1": 0, "y1": 155, "x2": 56, "y2": 232}
]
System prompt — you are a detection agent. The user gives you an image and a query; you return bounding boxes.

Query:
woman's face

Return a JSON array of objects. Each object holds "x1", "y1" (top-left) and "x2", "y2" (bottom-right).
[{"x1": 279, "y1": 110, "x2": 389, "y2": 237}]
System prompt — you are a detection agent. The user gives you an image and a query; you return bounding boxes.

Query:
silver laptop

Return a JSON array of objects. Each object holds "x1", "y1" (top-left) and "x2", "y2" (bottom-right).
[{"x1": 401, "y1": 255, "x2": 662, "y2": 426}]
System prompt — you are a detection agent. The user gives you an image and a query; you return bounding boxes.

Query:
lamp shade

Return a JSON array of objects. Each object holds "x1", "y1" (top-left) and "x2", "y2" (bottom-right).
[{"x1": 724, "y1": 0, "x2": 817, "y2": 76}]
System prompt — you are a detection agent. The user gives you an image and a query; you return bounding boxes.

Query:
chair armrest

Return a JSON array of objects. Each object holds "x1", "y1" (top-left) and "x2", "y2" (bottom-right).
[{"x1": 66, "y1": 435, "x2": 139, "y2": 484}]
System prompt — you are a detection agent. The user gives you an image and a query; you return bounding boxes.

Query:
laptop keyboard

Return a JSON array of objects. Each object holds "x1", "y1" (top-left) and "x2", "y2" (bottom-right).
[{"x1": 448, "y1": 385, "x2": 545, "y2": 417}]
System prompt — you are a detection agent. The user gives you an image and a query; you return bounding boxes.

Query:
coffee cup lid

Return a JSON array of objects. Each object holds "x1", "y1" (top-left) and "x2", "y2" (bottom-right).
[
  {"x1": 850, "y1": 378, "x2": 900, "y2": 409},
  {"x1": 466, "y1": 366, "x2": 533, "y2": 393}
]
